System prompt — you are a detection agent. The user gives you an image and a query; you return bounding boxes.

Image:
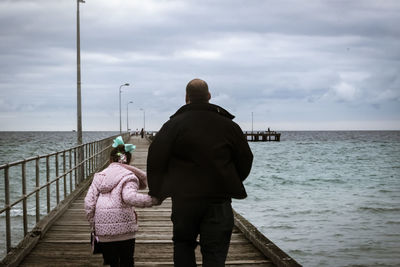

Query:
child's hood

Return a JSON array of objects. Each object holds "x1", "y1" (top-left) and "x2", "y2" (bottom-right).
[{"x1": 95, "y1": 163, "x2": 134, "y2": 193}]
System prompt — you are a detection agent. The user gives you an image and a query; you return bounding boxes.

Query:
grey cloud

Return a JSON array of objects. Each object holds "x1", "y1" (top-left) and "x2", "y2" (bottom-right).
[{"x1": 0, "y1": 0, "x2": 399, "y2": 130}]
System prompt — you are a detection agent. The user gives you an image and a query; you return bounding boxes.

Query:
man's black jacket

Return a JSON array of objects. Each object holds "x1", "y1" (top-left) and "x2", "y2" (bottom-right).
[{"x1": 147, "y1": 102, "x2": 253, "y2": 200}]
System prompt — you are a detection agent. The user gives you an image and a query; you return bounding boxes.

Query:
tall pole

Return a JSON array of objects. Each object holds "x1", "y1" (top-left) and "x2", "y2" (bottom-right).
[
  {"x1": 251, "y1": 112, "x2": 253, "y2": 134},
  {"x1": 140, "y1": 108, "x2": 145, "y2": 131},
  {"x1": 76, "y1": 0, "x2": 85, "y2": 183},
  {"x1": 77, "y1": 0, "x2": 84, "y2": 146},
  {"x1": 119, "y1": 83, "x2": 130, "y2": 133},
  {"x1": 127, "y1": 101, "x2": 133, "y2": 132}
]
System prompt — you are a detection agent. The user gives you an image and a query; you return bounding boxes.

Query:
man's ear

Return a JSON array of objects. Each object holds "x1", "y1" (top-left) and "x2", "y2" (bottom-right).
[
  {"x1": 207, "y1": 92, "x2": 211, "y2": 101},
  {"x1": 185, "y1": 94, "x2": 190, "y2": 104}
]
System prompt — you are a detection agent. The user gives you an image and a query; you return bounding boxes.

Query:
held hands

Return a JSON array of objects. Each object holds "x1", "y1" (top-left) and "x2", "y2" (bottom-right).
[{"x1": 151, "y1": 197, "x2": 162, "y2": 206}]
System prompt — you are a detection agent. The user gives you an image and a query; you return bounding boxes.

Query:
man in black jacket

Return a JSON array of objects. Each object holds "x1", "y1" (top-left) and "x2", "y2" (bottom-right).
[{"x1": 147, "y1": 78, "x2": 253, "y2": 267}]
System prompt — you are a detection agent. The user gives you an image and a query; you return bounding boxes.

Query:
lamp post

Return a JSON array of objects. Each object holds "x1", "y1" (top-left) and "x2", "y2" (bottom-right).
[
  {"x1": 76, "y1": 0, "x2": 85, "y2": 146},
  {"x1": 76, "y1": 0, "x2": 85, "y2": 183},
  {"x1": 140, "y1": 108, "x2": 145, "y2": 132},
  {"x1": 251, "y1": 112, "x2": 253, "y2": 134},
  {"x1": 119, "y1": 83, "x2": 130, "y2": 133},
  {"x1": 127, "y1": 101, "x2": 133, "y2": 132}
]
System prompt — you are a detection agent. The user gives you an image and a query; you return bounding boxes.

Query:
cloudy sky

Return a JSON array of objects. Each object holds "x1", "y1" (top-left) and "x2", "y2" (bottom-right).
[{"x1": 0, "y1": 0, "x2": 399, "y2": 131}]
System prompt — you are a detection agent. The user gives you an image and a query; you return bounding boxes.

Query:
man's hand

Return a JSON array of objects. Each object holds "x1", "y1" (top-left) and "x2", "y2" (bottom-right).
[{"x1": 151, "y1": 197, "x2": 162, "y2": 206}]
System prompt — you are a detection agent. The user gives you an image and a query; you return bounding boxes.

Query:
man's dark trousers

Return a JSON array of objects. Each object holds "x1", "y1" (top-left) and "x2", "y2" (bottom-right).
[{"x1": 171, "y1": 198, "x2": 234, "y2": 267}]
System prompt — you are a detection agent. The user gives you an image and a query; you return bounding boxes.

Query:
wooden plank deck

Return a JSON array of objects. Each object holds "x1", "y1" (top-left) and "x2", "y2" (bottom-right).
[{"x1": 19, "y1": 136, "x2": 276, "y2": 266}]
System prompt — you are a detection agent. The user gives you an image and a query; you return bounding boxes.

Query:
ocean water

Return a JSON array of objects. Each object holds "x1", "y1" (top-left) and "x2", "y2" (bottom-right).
[
  {"x1": 0, "y1": 131, "x2": 119, "y2": 166},
  {"x1": 1, "y1": 131, "x2": 400, "y2": 266},
  {"x1": 233, "y1": 131, "x2": 400, "y2": 267}
]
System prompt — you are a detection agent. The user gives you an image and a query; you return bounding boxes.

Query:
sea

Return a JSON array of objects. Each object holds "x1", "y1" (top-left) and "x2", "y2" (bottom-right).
[{"x1": 1, "y1": 131, "x2": 400, "y2": 266}]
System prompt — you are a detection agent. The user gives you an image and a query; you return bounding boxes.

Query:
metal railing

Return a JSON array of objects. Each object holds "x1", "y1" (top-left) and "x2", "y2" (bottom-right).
[{"x1": 0, "y1": 133, "x2": 130, "y2": 259}]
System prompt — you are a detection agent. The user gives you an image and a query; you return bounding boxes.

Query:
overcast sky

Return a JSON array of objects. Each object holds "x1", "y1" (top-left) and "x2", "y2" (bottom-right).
[{"x1": 0, "y1": 0, "x2": 399, "y2": 131}]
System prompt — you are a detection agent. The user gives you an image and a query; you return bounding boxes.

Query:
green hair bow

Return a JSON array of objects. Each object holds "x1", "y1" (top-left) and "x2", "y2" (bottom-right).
[{"x1": 112, "y1": 136, "x2": 136, "y2": 152}]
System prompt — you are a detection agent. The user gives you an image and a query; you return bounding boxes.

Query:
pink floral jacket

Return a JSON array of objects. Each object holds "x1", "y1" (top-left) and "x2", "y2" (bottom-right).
[{"x1": 84, "y1": 163, "x2": 153, "y2": 242}]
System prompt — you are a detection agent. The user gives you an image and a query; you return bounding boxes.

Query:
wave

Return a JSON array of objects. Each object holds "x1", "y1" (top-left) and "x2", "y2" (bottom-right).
[
  {"x1": 386, "y1": 221, "x2": 400, "y2": 225},
  {"x1": 295, "y1": 177, "x2": 346, "y2": 187},
  {"x1": 358, "y1": 206, "x2": 400, "y2": 213},
  {"x1": 270, "y1": 175, "x2": 296, "y2": 185},
  {"x1": 296, "y1": 142, "x2": 319, "y2": 145},
  {"x1": 0, "y1": 208, "x2": 49, "y2": 217},
  {"x1": 265, "y1": 176, "x2": 347, "y2": 187},
  {"x1": 378, "y1": 189, "x2": 394, "y2": 193},
  {"x1": 268, "y1": 224, "x2": 296, "y2": 230},
  {"x1": 289, "y1": 209, "x2": 339, "y2": 216}
]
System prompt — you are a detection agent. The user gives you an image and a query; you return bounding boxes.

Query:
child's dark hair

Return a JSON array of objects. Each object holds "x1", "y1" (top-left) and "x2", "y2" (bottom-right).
[{"x1": 110, "y1": 144, "x2": 132, "y2": 164}]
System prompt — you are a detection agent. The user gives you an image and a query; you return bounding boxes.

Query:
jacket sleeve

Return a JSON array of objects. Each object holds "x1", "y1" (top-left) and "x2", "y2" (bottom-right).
[
  {"x1": 120, "y1": 164, "x2": 148, "y2": 190},
  {"x1": 84, "y1": 175, "x2": 100, "y2": 228},
  {"x1": 232, "y1": 123, "x2": 254, "y2": 181},
  {"x1": 147, "y1": 121, "x2": 174, "y2": 199},
  {"x1": 122, "y1": 177, "x2": 154, "y2": 208}
]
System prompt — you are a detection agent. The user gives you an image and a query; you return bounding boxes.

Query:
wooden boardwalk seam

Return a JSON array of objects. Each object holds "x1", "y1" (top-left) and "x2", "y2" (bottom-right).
[{"x1": 17, "y1": 136, "x2": 289, "y2": 266}]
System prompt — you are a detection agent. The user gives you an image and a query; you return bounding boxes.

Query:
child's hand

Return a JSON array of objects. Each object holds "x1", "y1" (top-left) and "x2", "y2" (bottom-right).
[{"x1": 151, "y1": 197, "x2": 161, "y2": 206}]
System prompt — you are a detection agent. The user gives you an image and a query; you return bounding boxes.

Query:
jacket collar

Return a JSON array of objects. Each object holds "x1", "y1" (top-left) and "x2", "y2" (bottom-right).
[{"x1": 170, "y1": 102, "x2": 235, "y2": 120}]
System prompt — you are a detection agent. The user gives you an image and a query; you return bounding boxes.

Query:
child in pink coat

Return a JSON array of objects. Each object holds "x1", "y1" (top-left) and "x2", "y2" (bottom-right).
[{"x1": 85, "y1": 136, "x2": 158, "y2": 266}]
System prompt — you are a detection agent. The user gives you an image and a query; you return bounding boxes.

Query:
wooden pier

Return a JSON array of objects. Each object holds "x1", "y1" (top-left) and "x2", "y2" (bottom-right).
[
  {"x1": 245, "y1": 130, "x2": 281, "y2": 142},
  {"x1": 2, "y1": 136, "x2": 300, "y2": 267}
]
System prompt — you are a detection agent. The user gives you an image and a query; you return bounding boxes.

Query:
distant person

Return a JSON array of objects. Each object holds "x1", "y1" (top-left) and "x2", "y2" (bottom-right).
[
  {"x1": 85, "y1": 136, "x2": 159, "y2": 267},
  {"x1": 140, "y1": 128, "x2": 144, "y2": 138},
  {"x1": 147, "y1": 78, "x2": 253, "y2": 267}
]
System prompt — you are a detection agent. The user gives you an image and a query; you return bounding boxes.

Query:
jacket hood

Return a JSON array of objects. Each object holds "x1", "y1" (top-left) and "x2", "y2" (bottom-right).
[
  {"x1": 118, "y1": 163, "x2": 148, "y2": 190},
  {"x1": 170, "y1": 103, "x2": 235, "y2": 120},
  {"x1": 96, "y1": 163, "x2": 134, "y2": 193}
]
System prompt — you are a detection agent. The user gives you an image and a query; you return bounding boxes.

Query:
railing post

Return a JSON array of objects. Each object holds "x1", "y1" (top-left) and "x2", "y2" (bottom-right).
[
  {"x1": 4, "y1": 165, "x2": 11, "y2": 253},
  {"x1": 88, "y1": 143, "x2": 90, "y2": 177},
  {"x1": 93, "y1": 142, "x2": 95, "y2": 172},
  {"x1": 22, "y1": 161, "x2": 28, "y2": 236},
  {"x1": 46, "y1": 155, "x2": 50, "y2": 213},
  {"x1": 100, "y1": 141, "x2": 103, "y2": 167},
  {"x1": 77, "y1": 145, "x2": 84, "y2": 184},
  {"x1": 93, "y1": 142, "x2": 96, "y2": 171},
  {"x1": 69, "y1": 149, "x2": 72, "y2": 193},
  {"x1": 86, "y1": 143, "x2": 89, "y2": 176},
  {"x1": 56, "y1": 153, "x2": 60, "y2": 204},
  {"x1": 90, "y1": 142, "x2": 93, "y2": 173},
  {"x1": 35, "y1": 156, "x2": 40, "y2": 223},
  {"x1": 63, "y1": 151, "x2": 67, "y2": 198},
  {"x1": 74, "y1": 148, "x2": 77, "y2": 186},
  {"x1": 98, "y1": 141, "x2": 101, "y2": 169},
  {"x1": 94, "y1": 142, "x2": 96, "y2": 171},
  {"x1": 95, "y1": 142, "x2": 98, "y2": 170},
  {"x1": 89, "y1": 142, "x2": 92, "y2": 174},
  {"x1": 85, "y1": 144, "x2": 88, "y2": 179}
]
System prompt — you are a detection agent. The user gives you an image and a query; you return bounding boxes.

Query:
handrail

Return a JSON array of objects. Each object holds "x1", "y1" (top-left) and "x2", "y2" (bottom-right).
[
  {"x1": 0, "y1": 132, "x2": 130, "y2": 260},
  {"x1": 0, "y1": 143, "x2": 89, "y2": 169}
]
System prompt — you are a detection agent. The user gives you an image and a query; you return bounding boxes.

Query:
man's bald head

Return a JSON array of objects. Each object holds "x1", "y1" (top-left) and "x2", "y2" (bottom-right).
[{"x1": 186, "y1": 78, "x2": 211, "y2": 104}]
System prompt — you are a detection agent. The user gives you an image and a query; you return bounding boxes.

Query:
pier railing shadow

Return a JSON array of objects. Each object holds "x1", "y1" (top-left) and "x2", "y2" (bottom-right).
[{"x1": 0, "y1": 133, "x2": 130, "y2": 263}]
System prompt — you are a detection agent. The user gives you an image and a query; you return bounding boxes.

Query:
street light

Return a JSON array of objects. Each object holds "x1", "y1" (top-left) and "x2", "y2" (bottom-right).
[
  {"x1": 119, "y1": 83, "x2": 130, "y2": 133},
  {"x1": 76, "y1": 0, "x2": 85, "y2": 184},
  {"x1": 140, "y1": 108, "x2": 145, "y2": 132},
  {"x1": 127, "y1": 101, "x2": 133, "y2": 132},
  {"x1": 76, "y1": 0, "x2": 85, "y2": 146},
  {"x1": 251, "y1": 112, "x2": 253, "y2": 134}
]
